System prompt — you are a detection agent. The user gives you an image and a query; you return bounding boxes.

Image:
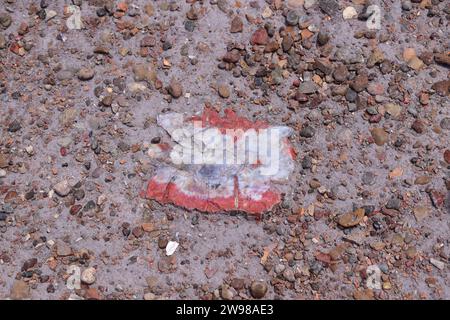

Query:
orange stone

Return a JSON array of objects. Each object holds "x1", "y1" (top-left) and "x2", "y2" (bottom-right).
[{"x1": 117, "y1": 2, "x2": 128, "y2": 12}]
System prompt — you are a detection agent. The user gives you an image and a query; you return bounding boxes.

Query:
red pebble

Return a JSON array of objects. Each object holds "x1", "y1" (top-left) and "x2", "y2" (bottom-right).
[{"x1": 444, "y1": 150, "x2": 450, "y2": 164}]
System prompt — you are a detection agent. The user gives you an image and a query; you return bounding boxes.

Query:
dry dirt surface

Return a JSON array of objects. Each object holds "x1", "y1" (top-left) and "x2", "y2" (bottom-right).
[{"x1": 0, "y1": 0, "x2": 449, "y2": 300}]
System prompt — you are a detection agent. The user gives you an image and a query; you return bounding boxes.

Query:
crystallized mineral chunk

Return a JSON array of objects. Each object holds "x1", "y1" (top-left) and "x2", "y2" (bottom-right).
[{"x1": 142, "y1": 108, "x2": 296, "y2": 215}]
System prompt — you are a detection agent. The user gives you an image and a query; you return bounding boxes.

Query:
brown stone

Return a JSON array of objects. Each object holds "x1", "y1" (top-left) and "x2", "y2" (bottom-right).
[
  {"x1": 264, "y1": 41, "x2": 279, "y2": 53},
  {"x1": 250, "y1": 28, "x2": 268, "y2": 45},
  {"x1": 333, "y1": 64, "x2": 348, "y2": 83},
  {"x1": 370, "y1": 242, "x2": 386, "y2": 251},
  {"x1": 408, "y1": 56, "x2": 424, "y2": 70},
  {"x1": 282, "y1": 34, "x2": 294, "y2": 52},
  {"x1": 10, "y1": 280, "x2": 30, "y2": 300},
  {"x1": 431, "y1": 80, "x2": 449, "y2": 96},
  {"x1": 371, "y1": 128, "x2": 389, "y2": 146},
  {"x1": 414, "y1": 176, "x2": 431, "y2": 185},
  {"x1": 250, "y1": 281, "x2": 268, "y2": 299},
  {"x1": 144, "y1": 4, "x2": 154, "y2": 16},
  {"x1": 338, "y1": 208, "x2": 365, "y2": 228},
  {"x1": 132, "y1": 226, "x2": 144, "y2": 238},
  {"x1": 406, "y1": 246, "x2": 417, "y2": 259},
  {"x1": 313, "y1": 58, "x2": 333, "y2": 75},
  {"x1": 85, "y1": 287, "x2": 101, "y2": 300},
  {"x1": 444, "y1": 150, "x2": 450, "y2": 164},
  {"x1": 142, "y1": 223, "x2": 155, "y2": 232},
  {"x1": 411, "y1": 119, "x2": 425, "y2": 134},
  {"x1": 132, "y1": 63, "x2": 156, "y2": 83},
  {"x1": 0, "y1": 154, "x2": 9, "y2": 168},
  {"x1": 434, "y1": 53, "x2": 450, "y2": 67},
  {"x1": 230, "y1": 16, "x2": 243, "y2": 33},
  {"x1": 413, "y1": 206, "x2": 429, "y2": 222},
  {"x1": 403, "y1": 48, "x2": 417, "y2": 61},
  {"x1": 56, "y1": 242, "x2": 72, "y2": 257},
  {"x1": 353, "y1": 288, "x2": 374, "y2": 300},
  {"x1": 168, "y1": 80, "x2": 183, "y2": 98},
  {"x1": 218, "y1": 84, "x2": 230, "y2": 98},
  {"x1": 231, "y1": 278, "x2": 245, "y2": 290},
  {"x1": 77, "y1": 68, "x2": 95, "y2": 81},
  {"x1": 367, "y1": 48, "x2": 384, "y2": 68},
  {"x1": 223, "y1": 50, "x2": 240, "y2": 63},
  {"x1": 350, "y1": 74, "x2": 368, "y2": 92}
]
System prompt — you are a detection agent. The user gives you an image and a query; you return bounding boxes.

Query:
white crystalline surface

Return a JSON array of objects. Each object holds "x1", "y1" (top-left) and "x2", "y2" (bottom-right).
[{"x1": 143, "y1": 108, "x2": 296, "y2": 215}]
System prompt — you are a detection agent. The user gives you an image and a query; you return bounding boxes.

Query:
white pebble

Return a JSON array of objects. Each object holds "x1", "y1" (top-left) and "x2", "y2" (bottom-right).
[
  {"x1": 53, "y1": 180, "x2": 71, "y2": 197},
  {"x1": 97, "y1": 194, "x2": 107, "y2": 206},
  {"x1": 25, "y1": 146, "x2": 34, "y2": 155},
  {"x1": 430, "y1": 258, "x2": 445, "y2": 270},
  {"x1": 0, "y1": 169, "x2": 6, "y2": 178},
  {"x1": 165, "y1": 241, "x2": 179, "y2": 256},
  {"x1": 343, "y1": 6, "x2": 358, "y2": 20},
  {"x1": 81, "y1": 267, "x2": 97, "y2": 285}
]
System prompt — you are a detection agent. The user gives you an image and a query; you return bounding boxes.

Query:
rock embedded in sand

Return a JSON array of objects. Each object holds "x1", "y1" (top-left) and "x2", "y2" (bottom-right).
[
  {"x1": 132, "y1": 63, "x2": 156, "y2": 83},
  {"x1": 250, "y1": 28, "x2": 269, "y2": 45},
  {"x1": 21, "y1": 258, "x2": 37, "y2": 271},
  {"x1": 371, "y1": 128, "x2": 389, "y2": 146},
  {"x1": 56, "y1": 242, "x2": 72, "y2": 256},
  {"x1": 403, "y1": 48, "x2": 424, "y2": 70},
  {"x1": 250, "y1": 281, "x2": 268, "y2": 299},
  {"x1": 338, "y1": 208, "x2": 365, "y2": 228},
  {"x1": 343, "y1": 6, "x2": 357, "y2": 19},
  {"x1": 411, "y1": 119, "x2": 425, "y2": 134},
  {"x1": 53, "y1": 180, "x2": 71, "y2": 197},
  {"x1": 66, "y1": 5, "x2": 83, "y2": 30},
  {"x1": 432, "y1": 80, "x2": 449, "y2": 96},
  {"x1": 77, "y1": 68, "x2": 95, "y2": 81},
  {"x1": 0, "y1": 12, "x2": 12, "y2": 30},
  {"x1": 10, "y1": 280, "x2": 30, "y2": 300},
  {"x1": 385, "y1": 103, "x2": 402, "y2": 118},
  {"x1": 333, "y1": 64, "x2": 349, "y2": 82},
  {"x1": 300, "y1": 125, "x2": 316, "y2": 138},
  {"x1": 221, "y1": 285, "x2": 234, "y2": 300},
  {"x1": 288, "y1": 0, "x2": 305, "y2": 8},
  {"x1": 0, "y1": 154, "x2": 9, "y2": 168},
  {"x1": 413, "y1": 206, "x2": 429, "y2": 222},
  {"x1": 402, "y1": 0, "x2": 412, "y2": 11},
  {"x1": 218, "y1": 84, "x2": 230, "y2": 98},
  {"x1": 168, "y1": 80, "x2": 183, "y2": 98},
  {"x1": 318, "y1": 0, "x2": 339, "y2": 16},
  {"x1": 444, "y1": 150, "x2": 450, "y2": 164},
  {"x1": 414, "y1": 176, "x2": 431, "y2": 185},
  {"x1": 81, "y1": 267, "x2": 97, "y2": 285},
  {"x1": 434, "y1": 53, "x2": 450, "y2": 67},
  {"x1": 286, "y1": 11, "x2": 299, "y2": 26},
  {"x1": 350, "y1": 74, "x2": 368, "y2": 92},
  {"x1": 230, "y1": 16, "x2": 243, "y2": 33},
  {"x1": 8, "y1": 120, "x2": 22, "y2": 132},
  {"x1": 441, "y1": 118, "x2": 450, "y2": 130},
  {"x1": 430, "y1": 258, "x2": 445, "y2": 270}
]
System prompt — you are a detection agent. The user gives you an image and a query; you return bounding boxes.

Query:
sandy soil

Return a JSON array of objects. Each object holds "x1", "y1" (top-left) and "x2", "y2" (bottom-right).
[{"x1": 0, "y1": 0, "x2": 449, "y2": 300}]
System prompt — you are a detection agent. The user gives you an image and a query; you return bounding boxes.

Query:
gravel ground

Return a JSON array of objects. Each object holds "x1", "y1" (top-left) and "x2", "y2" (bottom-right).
[{"x1": 0, "y1": 0, "x2": 449, "y2": 300}]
